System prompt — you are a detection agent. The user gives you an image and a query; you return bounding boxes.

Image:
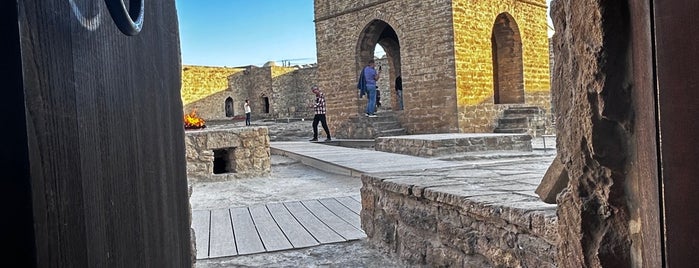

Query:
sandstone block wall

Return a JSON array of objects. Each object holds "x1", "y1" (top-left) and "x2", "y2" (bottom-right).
[
  {"x1": 182, "y1": 65, "x2": 244, "y2": 120},
  {"x1": 315, "y1": 0, "x2": 460, "y2": 137},
  {"x1": 270, "y1": 66, "x2": 318, "y2": 119},
  {"x1": 452, "y1": 0, "x2": 551, "y2": 132},
  {"x1": 184, "y1": 126, "x2": 271, "y2": 182},
  {"x1": 228, "y1": 65, "x2": 318, "y2": 121},
  {"x1": 361, "y1": 174, "x2": 558, "y2": 267},
  {"x1": 314, "y1": 0, "x2": 551, "y2": 138},
  {"x1": 181, "y1": 64, "x2": 318, "y2": 123}
]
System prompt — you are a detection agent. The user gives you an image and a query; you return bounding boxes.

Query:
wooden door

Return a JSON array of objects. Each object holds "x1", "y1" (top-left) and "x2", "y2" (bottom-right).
[
  {"x1": 654, "y1": 0, "x2": 699, "y2": 266},
  {"x1": 6, "y1": 0, "x2": 192, "y2": 266}
]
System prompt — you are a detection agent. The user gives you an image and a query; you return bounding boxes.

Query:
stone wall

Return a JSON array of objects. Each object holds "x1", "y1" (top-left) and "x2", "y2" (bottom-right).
[
  {"x1": 361, "y1": 172, "x2": 558, "y2": 267},
  {"x1": 184, "y1": 125, "x2": 271, "y2": 182},
  {"x1": 315, "y1": 0, "x2": 460, "y2": 137},
  {"x1": 182, "y1": 65, "x2": 244, "y2": 120},
  {"x1": 181, "y1": 64, "x2": 318, "y2": 123},
  {"x1": 314, "y1": 0, "x2": 551, "y2": 138},
  {"x1": 549, "y1": 0, "x2": 636, "y2": 266},
  {"x1": 375, "y1": 57, "x2": 393, "y2": 111},
  {"x1": 374, "y1": 133, "x2": 532, "y2": 157},
  {"x1": 228, "y1": 65, "x2": 272, "y2": 119},
  {"x1": 452, "y1": 0, "x2": 551, "y2": 132},
  {"x1": 228, "y1": 64, "x2": 318, "y2": 121},
  {"x1": 271, "y1": 66, "x2": 319, "y2": 119}
]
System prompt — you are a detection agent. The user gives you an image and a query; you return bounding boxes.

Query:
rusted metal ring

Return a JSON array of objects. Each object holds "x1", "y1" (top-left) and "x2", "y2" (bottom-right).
[{"x1": 105, "y1": 0, "x2": 144, "y2": 36}]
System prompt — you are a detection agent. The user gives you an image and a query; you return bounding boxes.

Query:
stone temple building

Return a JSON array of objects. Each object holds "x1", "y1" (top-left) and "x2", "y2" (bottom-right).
[
  {"x1": 182, "y1": 0, "x2": 551, "y2": 138},
  {"x1": 181, "y1": 62, "x2": 318, "y2": 122},
  {"x1": 314, "y1": 0, "x2": 551, "y2": 137}
]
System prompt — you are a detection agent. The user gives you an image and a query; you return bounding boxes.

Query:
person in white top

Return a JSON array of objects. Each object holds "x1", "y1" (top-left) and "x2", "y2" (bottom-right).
[{"x1": 244, "y1": 99, "x2": 251, "y2": 126}]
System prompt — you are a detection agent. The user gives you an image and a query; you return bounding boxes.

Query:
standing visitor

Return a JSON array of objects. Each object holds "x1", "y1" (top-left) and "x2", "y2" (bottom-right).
[
  {"x1": 357, "y1": 59, "x2": 380, "y2": 117},
  {"x1": 244, "y1": 99, "x2": 251, "y2": 126},
  {"x1": 395, "y1": 75, "x2": 403, "y2": 110},
  {"x1": 309, "y1": 86, "x2": 332, "y2": 141}
]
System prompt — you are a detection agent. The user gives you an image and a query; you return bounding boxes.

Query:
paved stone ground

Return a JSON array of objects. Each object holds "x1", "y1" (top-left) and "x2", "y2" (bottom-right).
[
  {"x1": 190, "y1": 154, "x2": 404, "y2": 267},
  {"x1": 191, "y1": 120, "x2": 557, "y2": 267}
]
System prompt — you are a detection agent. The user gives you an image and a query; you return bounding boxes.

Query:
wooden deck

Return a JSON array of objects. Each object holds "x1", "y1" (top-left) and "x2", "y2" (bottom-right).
[{"x1": 191, "y1": 196, "x2": 365, "y2": 259}]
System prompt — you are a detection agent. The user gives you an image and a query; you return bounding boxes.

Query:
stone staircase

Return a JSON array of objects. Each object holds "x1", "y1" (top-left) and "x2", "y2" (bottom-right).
[
  {"x1": 494, "y1": 106, "x2": 547, "y2": 137},
  {"x1": 338, "y1": 110, "x2": 407, "y2": 139}
]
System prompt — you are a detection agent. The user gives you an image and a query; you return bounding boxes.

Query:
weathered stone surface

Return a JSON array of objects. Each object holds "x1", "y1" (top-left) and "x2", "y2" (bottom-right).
[
  {"x1": 185, "y1": 125, "x2": 271, "y2": 182},
  {"x1": 182, "y1": 64, "x2": 318, "y2": 122},
  {"x1": 314, "y1": 0, "x2": 551, "y2": 138},
  {"x1": 536, "y1": 153, "x2": 569, "y2": 204},
  {"x1": 375, "y1": 133, "x2": 532, "y2": 157},
  {"x1": 550, "y1": 0, "x2": 634, "y2": 266},
  {"x1": 361, "y1": 160, "x2": 558, "y2": 267},
  {"x1": 181, "y1": 65, "x2": 244, "y2": 120}
]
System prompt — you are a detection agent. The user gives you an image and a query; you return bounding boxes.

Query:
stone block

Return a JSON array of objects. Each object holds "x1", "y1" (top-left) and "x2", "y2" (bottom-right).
[
  {"x1": 535, "y1": 154, "x2": 569, "y2": 204},
  {"x1": 185, "y1": 125, "x2": 270, "y2": 181}
]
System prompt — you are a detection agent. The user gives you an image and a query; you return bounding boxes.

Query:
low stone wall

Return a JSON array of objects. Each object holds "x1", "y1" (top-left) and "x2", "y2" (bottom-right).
[
  {"x1": 374, "y1": 133, "x2": 532, "y2": 157},
  {"x1": 185, "y1": 125, "x2": 271, "y2": 182},
  {"x1": 361, "y1": 166, "x2": 558, "y2": 267}
]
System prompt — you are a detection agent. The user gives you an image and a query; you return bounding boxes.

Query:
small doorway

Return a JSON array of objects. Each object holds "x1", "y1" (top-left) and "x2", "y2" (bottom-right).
[{"x1": 225, "y1": 97, "x2": 234, "y2": 117}]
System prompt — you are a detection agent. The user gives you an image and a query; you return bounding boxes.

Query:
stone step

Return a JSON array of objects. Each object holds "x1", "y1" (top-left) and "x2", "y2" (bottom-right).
[
  {"x1": 379, "y1": 128, "x2": 407, "y2": 136},
  {"x1": 349, "y1": 115, "x2": 399, "y2": 123},
  {"x1": 343, "y1": 111, "x2": 406, "y2": 139},
  {"x1": 503, "y1": 107, "x2": 545, "y2": 116},
  {"x1": 494, "y1": 128, "x2": 529, "y2": 134},
  {"x1": 375, "y1": 121, "x2": 402, "y2": 129},
  {"x1": 374, "y1": 133, "x2": 533, "y2": 157},
  {"x1": 498, "y1": 123, "x2": 530, "y2": 129},
  {"x1": 498, "y1": 116, "x2": 528, "y2": 124}
]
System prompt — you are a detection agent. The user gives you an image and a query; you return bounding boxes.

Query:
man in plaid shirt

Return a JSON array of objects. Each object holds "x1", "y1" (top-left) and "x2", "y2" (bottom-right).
[{"x1": 309, "y1": 85, "x2": 332, "y2": 141}]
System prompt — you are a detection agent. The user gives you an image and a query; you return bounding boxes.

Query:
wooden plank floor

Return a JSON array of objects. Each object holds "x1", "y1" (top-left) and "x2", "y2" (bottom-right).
[{"x1": 191, "y1": 195, "x2": 365, "y2": 259}]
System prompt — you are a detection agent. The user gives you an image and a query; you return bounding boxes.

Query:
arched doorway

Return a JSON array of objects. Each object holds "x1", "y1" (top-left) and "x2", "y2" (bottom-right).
[
  {"x1": 356, "y1": 19, "x2": 402, "y2": 112},
  {"x1": 491, "y1": 12, "x2": 524, "y2": 104},
  {"x1": 225, "y1": 97, "x2": 234, "y2": 117},
  {"x1": 262, "y1": 96, "x2": 270, "y2": 114}
]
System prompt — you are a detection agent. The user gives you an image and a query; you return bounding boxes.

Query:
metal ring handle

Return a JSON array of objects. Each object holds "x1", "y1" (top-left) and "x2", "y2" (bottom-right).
[{"x1": 105, "y1": 0, "x2": 144, "y2": 36}]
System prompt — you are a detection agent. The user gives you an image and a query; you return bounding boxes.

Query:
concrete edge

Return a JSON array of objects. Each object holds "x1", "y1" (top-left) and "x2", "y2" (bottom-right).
[{"x1": 270, "y1": 147, "x2": 364, "y2": 177}]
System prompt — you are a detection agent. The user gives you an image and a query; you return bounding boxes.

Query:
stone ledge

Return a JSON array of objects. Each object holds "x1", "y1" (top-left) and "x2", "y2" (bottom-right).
[
  {"x1": 360, "y1": 164, "x2": 558, "y2": 267},
  {"x1": 185, "y1": 125, "x2": 271, "y2": 182},
  {"x1": 375, "y1": 133, "x2": 533, "y2": 157}
]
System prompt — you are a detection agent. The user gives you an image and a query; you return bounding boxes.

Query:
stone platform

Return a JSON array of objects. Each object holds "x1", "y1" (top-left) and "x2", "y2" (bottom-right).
[
  {"x1": 360, "y1": 158, "x2": 558, "y2": 267},
  {"x1": 269, "y1": 140, "x2": 558, "y2": 267},
  {"x1": 374, "y1": 133, "x2": 532, "y2": 157},
  {"x1": 185, "y1": 125, "x2": 271, "y2": 182}
]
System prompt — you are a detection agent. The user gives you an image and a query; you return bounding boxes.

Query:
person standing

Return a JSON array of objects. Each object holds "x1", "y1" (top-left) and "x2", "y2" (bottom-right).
[
  {"x1": 244, "y1": 99, "x2": 251, "y2": 126},
  {"x1": 395, "y1": 75, "x2": 403, "y2": 110},
  {"x1": 360, "y1": 59, "x2": 380, "y2": 117},
  {"x1": 309, "y1": 85, "x2": 332, "y2": 141}
]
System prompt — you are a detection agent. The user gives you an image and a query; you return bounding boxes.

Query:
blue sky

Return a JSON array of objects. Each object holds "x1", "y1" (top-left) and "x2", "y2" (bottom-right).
[
  {"x1": 176, "y1": 0, "x2": 553, "y2": 68},
  {"x1": 176, "y1": 0, "x2": 317, "y2": 67}
]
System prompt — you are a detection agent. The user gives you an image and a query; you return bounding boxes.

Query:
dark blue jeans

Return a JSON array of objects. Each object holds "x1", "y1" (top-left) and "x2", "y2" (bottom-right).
[{"x1": 312, "y1": 114, "x2": 331, "y2": 139}]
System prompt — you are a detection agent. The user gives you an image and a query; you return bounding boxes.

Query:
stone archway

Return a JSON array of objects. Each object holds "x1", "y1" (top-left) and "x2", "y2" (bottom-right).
[
  {"x1": 491, "y1": 12, "x2": 525, "y2": 104},
  {"x1": 356, "y1": 19, "x2": 402, "y2": 112}
]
